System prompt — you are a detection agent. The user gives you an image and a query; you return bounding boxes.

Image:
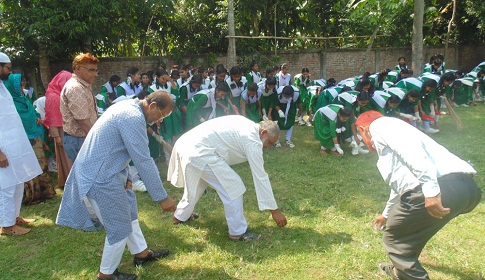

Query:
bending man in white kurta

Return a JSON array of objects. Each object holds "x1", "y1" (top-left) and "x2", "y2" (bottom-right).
[{"x1": 168, "y1": 115, "x2": 287, "y2": 241}]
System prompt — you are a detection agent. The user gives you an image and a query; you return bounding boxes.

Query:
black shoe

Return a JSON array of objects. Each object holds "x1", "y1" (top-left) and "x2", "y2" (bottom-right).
[
  {"x1": 96, "y1": 269, "x2": 137, "y2": 280},
  {"x1": 133, "y1": 249, "x2": 170, "y2": 266}
]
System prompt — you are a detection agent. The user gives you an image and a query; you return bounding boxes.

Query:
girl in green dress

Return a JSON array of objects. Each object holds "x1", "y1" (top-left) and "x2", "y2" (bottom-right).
[
  {"x1": 313, "y1": 105, "x2": 351, "y2": 156},
  {"x1": 240, "y1": 82, "x2": 262, "y2": 123}
]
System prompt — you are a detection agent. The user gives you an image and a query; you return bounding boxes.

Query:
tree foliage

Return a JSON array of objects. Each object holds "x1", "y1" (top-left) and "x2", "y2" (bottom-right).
[{"x1": 1, "y1": 0, "x2": 484, "y2": 64}]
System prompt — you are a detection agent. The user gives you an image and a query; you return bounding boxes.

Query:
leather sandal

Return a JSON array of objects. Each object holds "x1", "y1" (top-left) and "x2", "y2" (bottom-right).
[
  {"x1": 172, "y1": 213, "x2": 199, "y2": 224},
  {"x1": 96, "y1": 269, "x2": 137, "y2": 280},
  {"x1": 0, "y1": 225, "x2": 31, "y2": 236},
  {"x1": 16, "y1": 217, "x2": 36, "y2": 225},
  {"x1": 228, "y1": 231, "x2": 262, "y2": 242},
  {"x1": 378, "y1": 262, "x2": 399, "y2": 280},
  {"x1": 133, "y1": 249, "x2": 169, "y2": 266}
]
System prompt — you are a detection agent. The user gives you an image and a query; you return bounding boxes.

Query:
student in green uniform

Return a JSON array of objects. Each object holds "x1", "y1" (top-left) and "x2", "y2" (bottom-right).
[
  {"x1": 417, "y1": 79, "x2": 439, "y2": 133},
  {"x1": 274, "y1": 85, "x2": 302, "y2": 148},
  {"x1": 185, "y1": 82, "x2": 230, "y2": 130},
  {"x1": 396, "y1": 56, "x2": 408, "y2": 72},
  {"x1": 313, "y1": 105, "x2": 352, "y2": 156},
  {"x1": 371, "y1": 91, "x2": 401, "y2": 117},
  {"x1": 276, "y1": 63, "x2": 291, "y2": 87},
  {"x1": 246, "y1": 61, "x2": 262, "y2": 84},
  {"x1": 294, "y1": 68, "x2": 312, "y2": 126},
  {"x1": 149, "y1": 70, "x2": 183, "y2": 161},
  {"x1": 337, "y1": 91, "x2": 371, "y2": 155},
  {"x1": 258, "y1": 76, "x2": 278, "y2": 121},
  {"x1": 396, "y1": 88, "x2": 420, "y2": 126},
  {"x1": 225, "y1": 66, "x2": 246, "y2": 115},
  {"x1": 96, "y1": 75, "x2": 121, "y2": 116},
  {"x1": 316, "y1": 86, "x2": 350, "y2": 110},
  {"x1": 450, "y1": 80, "x2": 471, "y2": 107},
  {"x1": 240, "y1": 82, "x2": 262, "y2": 123},
  {"x1": 140, "y1": 72, "x2": 151, "y2": 91},
  {"x1": 117, "y1": 66, "x2": 141, "y2": 97}
]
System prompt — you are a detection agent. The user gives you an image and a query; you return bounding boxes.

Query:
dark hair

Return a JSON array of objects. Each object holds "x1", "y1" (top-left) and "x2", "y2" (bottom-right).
[
  {"x1": 146, "y1": 90, "x2": 176, "y2": 111},
  {"x1": 155, "y1": 69, "x2": 169, "y2": 78},
  {"x1": 141, "y1": 72, "x2": 149, "y2": 78},
  {"x1": 357, "y1": 91, "x2": 371, "y2": 101},
  {"x1": 453, "y1": 80, "x2": 462, "y2": 87},
  {"x1": 138, "y1": 90, "x2": 151, "y2": 100},
  {"x1": 266, "y1": 76, "x2": 277, "y2": 86},
  {"x1": 436, "y1": 54, "x2": 444, "y2": 60},
  {"x1": 108, "y1": 92, "x2": 118, "y2": 101},
  {"x1": 250, "y1": 60, "x2": 258, "y2": 69},
  {"x1": 215, "y1": 81, "x2": 230, "y2": 92},
  {"x1": 398, "y1": 57, "x2": 405, "y2": 62},
  {"x1": 429, "y1": 55, "x2": 437, "y2": 64},
  {"x1": 407, "y1": 89, "x2": 420, "y2": 98},
  {"x1": 388, "y1": 94, "x2": 401, "y2": 104},
  {"x1": 280, "y1": 63, "x2": 289, "y2": 70},
  {"x1": 229, "y1": 66, "x2": 242, "y2": 76},
  {"x1": 126, "y1": 66, "x2": 139, "y2": 77},
  {"x1": 247, "y1": 82, "x2": 258, "y2": 92},
  {"x1": 265, "y1": 68, "x2": 274, "y2": 78},
  {"x1": 440, "y1": 72, "x2": 455, "y2": 84},
  {"x1": 190, "y1": 74, "x2": 203, "y2": 85},
  {"x1": 339, "y1": 107, "x2": 352, "y2": 117},
  {"x1": 215, "y1": 64, "x2": 227, "y2": 75},
  {"x1": 401, "y1": 68, "x2": 410, "y2": 75},
  {"x1": 170, "y1": 70, "x2": 179, "y2": 78},
  {"x1": 301, "y1": 67, "x2": 309, "y2": 73},
  {"x1": 280, "y1": 85, "x2": 294, "y2": 100},
  {"x1": 423, "y1": 79, "x2": 437, "y2": 89},
  {"x1": 109, "y1": 75, "x2": 121, "y2": 83}
]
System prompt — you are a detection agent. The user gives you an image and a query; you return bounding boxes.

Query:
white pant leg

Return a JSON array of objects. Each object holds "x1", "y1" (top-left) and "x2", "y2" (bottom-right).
[
  {"x1": 174, "y1": 180, "x2": 207, "y2": 221},
  {"x1": 0, "y1": 183, "x2": 23, "y2": 227},
  {"x1": 126, "y1": 220, "x2": 148, "y2": 254},
  {"x1": 285, "y1": 126, "x2": 294, "y2": 141},
  {"x1": 200, "y1": 166, "x2": 247, "y2": 236},
  {"x1": 87, "y1": 197, "x2": 128, "y2": 275},
  {"x1": 14, "y1": 183, "x2": 24, "y2": 218}
]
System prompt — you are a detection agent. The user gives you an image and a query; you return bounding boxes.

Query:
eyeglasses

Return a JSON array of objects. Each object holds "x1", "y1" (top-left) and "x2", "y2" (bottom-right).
[
  {"x1": 157, "y1": 107, "x2": 172, "y2": 122},
  {"x1": 2, "y1": 65, "x2": 12, "y2": 72},
  {"x1": 79, "y1": 66, "x2": 99, "y2": 74}
]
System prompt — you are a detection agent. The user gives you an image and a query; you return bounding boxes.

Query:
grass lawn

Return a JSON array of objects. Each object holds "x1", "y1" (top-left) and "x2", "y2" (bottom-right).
[{"x1": 1, "y1": 105, "x2": 484, "y2": 280}]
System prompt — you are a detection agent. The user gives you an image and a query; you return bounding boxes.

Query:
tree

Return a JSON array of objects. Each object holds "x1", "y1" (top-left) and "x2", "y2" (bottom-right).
[
  {"x1": 412, "y1": 0, "x2": 424, "y2": 75},
  {"x1": 227, "y1": 0, "x2": 237, "y2": 67}
]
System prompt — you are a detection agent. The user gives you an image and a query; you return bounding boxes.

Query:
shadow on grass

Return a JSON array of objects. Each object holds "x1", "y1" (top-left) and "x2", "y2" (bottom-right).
[{"x1": 426, "y1": 263, "x2": 485, "y2": 280}]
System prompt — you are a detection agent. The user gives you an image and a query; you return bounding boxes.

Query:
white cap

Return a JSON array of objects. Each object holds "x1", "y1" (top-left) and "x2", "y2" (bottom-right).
[{"x1": 0, "y1": 52, "x2": 11, "y2": 63}]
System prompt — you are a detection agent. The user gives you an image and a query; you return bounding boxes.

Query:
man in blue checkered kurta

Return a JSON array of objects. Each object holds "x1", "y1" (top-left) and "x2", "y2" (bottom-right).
[{"x1": 56, "y1": 91, "x2": 176, "y2": 280}]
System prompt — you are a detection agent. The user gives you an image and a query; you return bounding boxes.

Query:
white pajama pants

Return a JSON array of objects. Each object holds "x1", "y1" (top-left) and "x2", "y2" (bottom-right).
[
  {"x1": 0, "y1": 183, "x2": 24, "y2": 227},
  {"x1": 285, "y1": 126, "x2": 294, "y2": 141},
  {"x1": 87, "y1": 198, "x2": 147, "y2": 275},
  {"x1": 174, "y1": 166, "x2": 248, "y2": 236}
]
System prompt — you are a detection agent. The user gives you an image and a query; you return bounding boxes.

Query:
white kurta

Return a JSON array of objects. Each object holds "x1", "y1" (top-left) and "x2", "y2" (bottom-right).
[
  {"x1": 0, "y1": 81, "x2": 42, "y2": 189},
  {"x1": 168, "y1": 115, "x2": 278, "y2": 211}
]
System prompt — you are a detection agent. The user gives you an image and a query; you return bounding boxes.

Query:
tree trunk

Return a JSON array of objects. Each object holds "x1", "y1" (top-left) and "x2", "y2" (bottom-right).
[
  {"x1": 444, "y1": 0, "x2": 457, "y2": 63},
  {"x1": 359, "y1": 25, "x2": 380, "y2": 74},
  {"x1": 412, "y1": 0, "x2": 424, "y2": 76},
  {"x1": 227, "y1": 0, "x2": 237, "y2": 67},
  {"x1": 38, "y1": 48, "x2": 51, "y2": 92}
]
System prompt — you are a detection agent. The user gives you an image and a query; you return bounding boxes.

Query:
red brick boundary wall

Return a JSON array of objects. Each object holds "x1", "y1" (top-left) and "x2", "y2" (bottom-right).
[{"x1": 48, "y1": 45, "x2": 485, "y2": 93}]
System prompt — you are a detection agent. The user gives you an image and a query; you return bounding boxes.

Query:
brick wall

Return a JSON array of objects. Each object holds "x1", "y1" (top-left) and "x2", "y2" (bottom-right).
[{"x1": 47, "y1": 45, "x2": 485, "y2": 93}]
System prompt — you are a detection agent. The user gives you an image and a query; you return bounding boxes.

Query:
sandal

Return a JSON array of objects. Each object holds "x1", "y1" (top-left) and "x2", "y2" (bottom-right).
[
  {"x1": 0, "y1": 225, "x2": 31, "y2": 236},
  {"x1": 228, "y1": 231, "x2": 262, "y2": 242},
  {"x1": 172, "y1": 213, "x2": 199, "y2": 224},
  {"x1": 133, "y1": 249, "x2": 169, "y2": 266},
  {"x1": 96, "y1": 269, "x2": 137, "y2": 280},
  {"x1": 16, "y1": 217, "x2": 36, "y2": 225},
  {"x1": 378, "y1": 262, "x2": 399, "y2": 280}
]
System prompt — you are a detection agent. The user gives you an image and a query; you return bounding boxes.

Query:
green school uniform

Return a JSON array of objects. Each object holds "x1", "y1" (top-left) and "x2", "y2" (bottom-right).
[
  {"x1": 313, "y1": 104, "x2": 344, "y2": 149},
  {"x1": 276, "y1": 86, "x2": 300, "y2": 130},
  {"x1": 241, "y1": 89, "x2": 261, "y2": 123},
  {"x1": 294, "y1": 74, "x2": 311, "y2": 111}
]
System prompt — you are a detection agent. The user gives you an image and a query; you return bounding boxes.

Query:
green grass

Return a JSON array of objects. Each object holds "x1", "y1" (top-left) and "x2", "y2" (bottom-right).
[{"x1": 1, "y1": 105, "x2": 485, "y2": 279}]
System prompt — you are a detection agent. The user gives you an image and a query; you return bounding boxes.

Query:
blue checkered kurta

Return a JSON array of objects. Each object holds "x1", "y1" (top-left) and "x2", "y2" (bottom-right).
[{"x1": 56, "y1": 99, "x2": 168, "y2": 244}]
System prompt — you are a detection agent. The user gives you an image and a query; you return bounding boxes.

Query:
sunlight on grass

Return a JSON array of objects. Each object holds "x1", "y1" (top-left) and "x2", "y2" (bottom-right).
[{"x1": 1, "y1": 105, "x2": 484, "y2": 279}]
